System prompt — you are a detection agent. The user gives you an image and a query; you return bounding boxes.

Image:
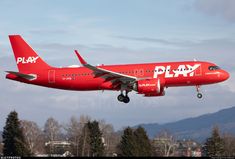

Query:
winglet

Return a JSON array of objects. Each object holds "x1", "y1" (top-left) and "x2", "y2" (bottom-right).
[{"x1": 75, "y1": 50, "x2": 87, "y2": 65}]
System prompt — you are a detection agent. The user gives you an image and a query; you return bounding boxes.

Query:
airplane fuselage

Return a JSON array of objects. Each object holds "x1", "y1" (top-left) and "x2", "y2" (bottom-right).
[{"x1": 7, "y1": 61, "x2": 228, "y2": 91}]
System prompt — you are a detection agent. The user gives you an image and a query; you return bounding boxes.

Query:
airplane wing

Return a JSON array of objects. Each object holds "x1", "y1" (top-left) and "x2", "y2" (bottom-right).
[{"x1": 75, "y1": 50, "x2": 137, "y2": 88}]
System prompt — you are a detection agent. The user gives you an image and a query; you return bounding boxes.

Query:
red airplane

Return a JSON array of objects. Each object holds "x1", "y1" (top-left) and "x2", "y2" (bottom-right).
[{"x1": 6, "y1": 35, "x2": 230, "y2": 103}]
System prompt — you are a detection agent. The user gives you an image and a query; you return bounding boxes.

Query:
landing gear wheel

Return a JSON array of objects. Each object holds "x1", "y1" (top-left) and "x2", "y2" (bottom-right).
[
  {"x1": 117, "y1": 94, "x2": 125, "y2": 102},
  {"x1": 196, "y1": 85, "x2": 202, "y2": 99},
  {"x1": 117, "y1": 89, "x2": 131, "y2": 103},
  {"x1": 197, "y1": 93, "x2": 203, "y2": 99},
  {"x1": 123, "y1": 96, "x2": 130, "y2": 104}
]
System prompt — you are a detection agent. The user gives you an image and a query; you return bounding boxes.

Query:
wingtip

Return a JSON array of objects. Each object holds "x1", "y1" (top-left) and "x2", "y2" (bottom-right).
[{"x1": 74, "y1": 50, "x2": 87, "y2": 65}]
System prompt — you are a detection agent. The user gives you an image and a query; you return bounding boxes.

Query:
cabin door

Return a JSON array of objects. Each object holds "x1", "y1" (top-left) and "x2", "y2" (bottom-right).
[{"x1": 48, "y1": 70, "x2": 55, "y2": 83}]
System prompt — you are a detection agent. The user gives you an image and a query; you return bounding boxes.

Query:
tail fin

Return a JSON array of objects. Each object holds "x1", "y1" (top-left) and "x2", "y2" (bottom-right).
[{"x1": 9, "y1": 35, "x2": 51, "y2": 73}]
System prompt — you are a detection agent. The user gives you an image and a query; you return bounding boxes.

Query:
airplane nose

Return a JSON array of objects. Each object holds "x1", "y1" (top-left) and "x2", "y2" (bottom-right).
[{"x1": 220, "y1": 70, "x2": 230, "y2": 81}]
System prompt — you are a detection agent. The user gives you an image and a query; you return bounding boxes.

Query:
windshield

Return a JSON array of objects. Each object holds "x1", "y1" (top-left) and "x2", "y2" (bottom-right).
[{"x1": 208, "y1": 66, "x2": 220, "y2": 71}]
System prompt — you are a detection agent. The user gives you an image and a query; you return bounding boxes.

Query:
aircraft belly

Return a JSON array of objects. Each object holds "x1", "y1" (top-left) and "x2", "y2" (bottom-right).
[{"x1": 54, "y1": 77, "x2": 102, "y2": 90}]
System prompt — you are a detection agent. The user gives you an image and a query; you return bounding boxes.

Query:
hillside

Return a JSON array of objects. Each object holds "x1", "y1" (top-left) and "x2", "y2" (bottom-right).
[{"x1": 137, "y1": 106, "x2": 235, "y2": 142}]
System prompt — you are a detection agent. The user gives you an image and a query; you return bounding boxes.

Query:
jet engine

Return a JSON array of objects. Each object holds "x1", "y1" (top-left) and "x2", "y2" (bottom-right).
[{"x1": 133, "y1": 78, "x2": 165, "y2": 96}]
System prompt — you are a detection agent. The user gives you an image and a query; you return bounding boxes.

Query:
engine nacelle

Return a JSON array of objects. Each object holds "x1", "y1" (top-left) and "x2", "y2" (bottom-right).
[{"x1": 134, "y1": 78, "x2": 165, "y2": 97}]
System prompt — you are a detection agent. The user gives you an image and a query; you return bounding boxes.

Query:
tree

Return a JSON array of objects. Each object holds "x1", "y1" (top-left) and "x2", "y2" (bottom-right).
[
  {"x1": 65, "y1": 115, "x2": 91, "y2": 156},
  {"x1": 64, "y1": 115, "x2": 91, "y2": 156},
  {"x1": 78, "y1": 122, "x2": 90, "y2": 156},
  {"x1": 203, "y1": 126, "x2": 224, "y2": 157},
  {"x1": 152, "y1": 130, "x2": 177, "y2": 156},
  {"x1": 20, "y1": 120, "x2": 45, "y2": 155},
  {"x1": 0, "y1": 141, "x2": 3, "y2": 155},
  {"x1": 118, "y1": 127, "x2": 137, "y2": 156},
  {"x1": 0, "y1": 134, "x2": 2, "y2": 155},
  {"x1": 44, "y1": 117, "x2": 61, "y2": 141},
  {"x1": 134, "y1": 126, "x2": 152, "y2": 156},
  {"x1": 222, "y1": 133, "x2": 235, "y2": 156},
  {"x1": 2, "y1": 111, "x2": 31, "y2": 156},
  {"x1": 119, "y1": 126, "x2": 153, "y2": 157},
  {"x1": 99, "y1": 120, "x2": 120, "y2": 156},
  {"x1": 44, "y1": 117, "x2": 61, "y2": 155},
  {"x1": 64, "y1": 116, "x2": 81, "y2": 156},
  {"x1": 87, "y1": 120, "x2": 104, "y2": 156}
]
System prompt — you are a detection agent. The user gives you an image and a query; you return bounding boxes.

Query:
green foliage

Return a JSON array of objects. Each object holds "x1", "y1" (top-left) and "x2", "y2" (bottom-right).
[
  {"x1": 87, "y1": 120, "x2": 104, "y2": 156},
  {"x1": 2, "y1": 111, "x2": 31, "y2": 156},
  {"x1": 134, "y1": 127, "x2": 152, "y2": 156},
  {"x1": 204, "y1": 126, "x2": 225, "y2": 157},
  {"x1": 118, "y1": 126, "x2": 152, "y2": 156},
  {"x1": 78, "y1": 120, "x2": 104, "y2": 157},
  {"x1": 119, "y1": 127, "x2": 136, "y2": 156}
]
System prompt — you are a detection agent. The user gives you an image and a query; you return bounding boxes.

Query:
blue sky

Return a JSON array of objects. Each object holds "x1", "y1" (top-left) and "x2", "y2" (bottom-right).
[{"x1": 0, "y1": 0, "x2": 235, "y2": 130}]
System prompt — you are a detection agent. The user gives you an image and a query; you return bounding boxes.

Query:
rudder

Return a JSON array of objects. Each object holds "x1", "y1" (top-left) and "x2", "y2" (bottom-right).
[{"x1": 9, "y1": 35, "x2": 51, "y2": 73}]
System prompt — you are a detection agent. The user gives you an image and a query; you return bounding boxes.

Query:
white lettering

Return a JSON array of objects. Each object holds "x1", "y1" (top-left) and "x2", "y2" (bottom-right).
[
  {"x1": 16, "y1": 57, "x2": 23, "y2": 64},
  {"x1": 153, "y1": 64, "x2": 201, "y2": 78},
  {"x1": 153, "y1": 66, "x2": 165, "y2": 78},
  {"x1": 16, "y1": 56, "x2": 39, "y2": 64},
  {"x1": 188, "y1": 64, "x2": 200, "y2": 76},
  {"x1": 165, "y1": 65, "x2": 174, "y2": 78},
  {"x1": 173, "y1": 65, "x2": 187, "y2": 77}
]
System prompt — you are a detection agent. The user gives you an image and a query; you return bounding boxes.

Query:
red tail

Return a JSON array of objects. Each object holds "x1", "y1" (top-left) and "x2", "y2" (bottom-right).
[{"x1": 9, "y1": 35, "x2": 51, "y2": 73}]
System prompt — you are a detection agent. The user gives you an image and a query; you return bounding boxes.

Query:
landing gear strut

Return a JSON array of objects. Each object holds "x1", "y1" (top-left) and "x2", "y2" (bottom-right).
[
  {"x1": 196, "y1": 85, "x2": 203, "y2": 99},
  {"x1": 117, "y1": 90, "x2": 130, "y2": 103}
]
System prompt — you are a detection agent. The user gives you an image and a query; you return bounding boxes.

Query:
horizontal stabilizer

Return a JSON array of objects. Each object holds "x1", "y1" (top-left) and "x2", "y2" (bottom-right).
[{"x1": 6, "y1": 71, "x2": 37, "y2": 80}]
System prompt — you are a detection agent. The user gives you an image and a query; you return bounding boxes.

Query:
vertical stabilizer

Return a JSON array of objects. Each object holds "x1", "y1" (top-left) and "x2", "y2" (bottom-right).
[{"x1": 9, "y1": 35, "x2": 51, "y2": 72}]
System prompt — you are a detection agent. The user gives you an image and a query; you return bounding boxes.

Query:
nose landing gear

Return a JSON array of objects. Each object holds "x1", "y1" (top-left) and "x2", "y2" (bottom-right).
[
  {"x1": 197, "y1": 93, "x2": 203, "y2": 99},
  {"x1": 196, "y1": 85, "x2": 203, "y2": 99}
]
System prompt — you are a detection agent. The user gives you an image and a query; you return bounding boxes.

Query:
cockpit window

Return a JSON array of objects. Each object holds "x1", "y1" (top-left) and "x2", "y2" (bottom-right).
[{"x1": 208, "y1": 66, "x2": 220, "y2": 71}]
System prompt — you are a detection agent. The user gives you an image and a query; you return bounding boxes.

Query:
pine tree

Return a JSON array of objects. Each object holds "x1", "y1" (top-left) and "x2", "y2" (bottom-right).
[
  {"x1": 204, "y1": 126, "x2": 224, "y2": 157},
  {"x1": 134, "y1": 126, "x2": 152, "y2": 156},
  {"x1": 2, "y1": 111, "x2": 31, "y2": 156},
  {"x1": 119, "y1": 126, "x2": 152, "y2": 156},
  {"x1": 87, "y1": 121, "x2": 104, "y2": 156},
  {"x1": 118, "y1": 127, "x2": 137, "y2": 156}
]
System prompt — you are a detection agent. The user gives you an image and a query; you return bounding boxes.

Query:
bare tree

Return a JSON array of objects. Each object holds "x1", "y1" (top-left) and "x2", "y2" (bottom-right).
[
  {"x1": 99, "y1": 120, "x2": 120, "y2": 156},
  {"x1": 0, "y1": 143, "x2": 3, "y2": 155},
  {"x1": 79, "y1": 115, "x2": 91, "y2": 125},
  {"x1": 44, "y1": 117, "x2": 61, "y2": 155},
  {"x1": 152, "y1": 130, "x2": 177, "y2": 156},
  {"x1": 44, "y1": 117, "x2": 61, "y2": 141},
  {"x1": 64, "y1": 116, "x2": 82, "y2": 156},
  {"x1": 222, "y1": 133, "x2": 235, "y2": 156},
  {"x1": 0, "y1": 134, "x2": 2, "y2": 155},
  {"x1": 79, "y1": 115, "x2": 91, "y2": 156},
  {"x1": 20, "y1": 120, "x2": 45, "y2": 155},
  {"x1": 64, "y1": 115, "x2": 91, "y2": 156}
]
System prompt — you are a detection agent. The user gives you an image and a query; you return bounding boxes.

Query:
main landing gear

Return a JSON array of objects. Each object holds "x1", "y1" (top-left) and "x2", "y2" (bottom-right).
[
  {"x1": 196, "y1": 85, "x2": 203, "y2": 99},
  {"x1": 117, "y1": 91, "x2": 130, "y2": 103}
]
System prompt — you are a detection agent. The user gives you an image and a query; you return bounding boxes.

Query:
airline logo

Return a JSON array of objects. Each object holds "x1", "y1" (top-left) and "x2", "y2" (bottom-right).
[
  {"x1": 16, "y1": 56, "x2": 39, "y2": 64},
  {"x1": 154, "y1": 64, "x2": 201, "y2": 78}
]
